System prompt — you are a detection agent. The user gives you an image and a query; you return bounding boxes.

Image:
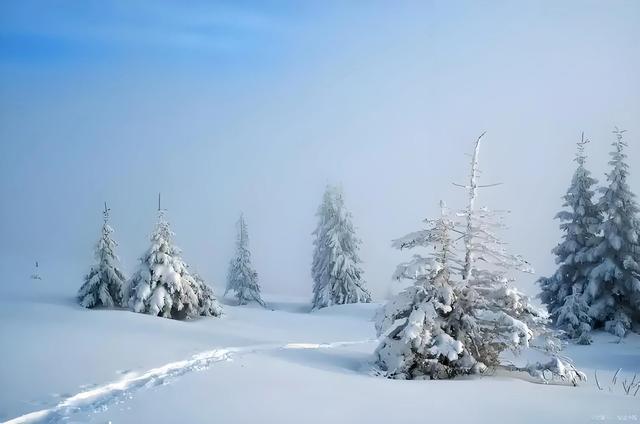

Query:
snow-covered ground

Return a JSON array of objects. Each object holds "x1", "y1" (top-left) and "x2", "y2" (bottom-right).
[{"x1": 0, "y1": 282, "x2": 638, "y2": 424}]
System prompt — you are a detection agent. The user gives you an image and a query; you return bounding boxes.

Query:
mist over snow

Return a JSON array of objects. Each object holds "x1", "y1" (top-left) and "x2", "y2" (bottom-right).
[{"x1": 1, "y1": 0, "x2": 639, "y2": 302}]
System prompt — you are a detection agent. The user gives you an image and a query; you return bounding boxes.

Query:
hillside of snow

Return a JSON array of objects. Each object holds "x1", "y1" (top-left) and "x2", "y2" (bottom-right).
[{"x1": 0, "y1": 281, "x2": 638, "y2": 424}]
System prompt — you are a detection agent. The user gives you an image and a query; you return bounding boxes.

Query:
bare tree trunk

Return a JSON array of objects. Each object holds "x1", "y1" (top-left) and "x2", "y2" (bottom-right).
[{"x1": 462, "y1": 132, "x2": 485, "y2": 280}]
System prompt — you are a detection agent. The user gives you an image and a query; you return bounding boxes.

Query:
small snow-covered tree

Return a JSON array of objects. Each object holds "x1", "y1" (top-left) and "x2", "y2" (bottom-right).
[
  {"x1": 78, "y1": 204, "x2": 126, "y2": 308},
  {"x1": 128, "y1": 202, "x2": 222, "y2": 320},
  {"x1": 30, "y1": 261, "x2": 42, "y2": 280},
  {"x1": 586, "y1": 128, "x2": 640, "y2": 337},
  {"x1": 311, "y1": 185, "x2": 371, "y2": 309},
  {"x1": 538, "y1": 134, "x2": 601, "y2": 343},
  {"x1": 225, "y1": 214, "x2": 265, "y2": 306},
  {"x1": 376, "y1": 134, "x2": 585, "y2": 385}
]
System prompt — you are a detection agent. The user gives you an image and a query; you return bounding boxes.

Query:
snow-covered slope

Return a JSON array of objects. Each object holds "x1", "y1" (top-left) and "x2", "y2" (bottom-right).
[{"x1": 0, "y1": 283, "x2": 638, "y2": 423}]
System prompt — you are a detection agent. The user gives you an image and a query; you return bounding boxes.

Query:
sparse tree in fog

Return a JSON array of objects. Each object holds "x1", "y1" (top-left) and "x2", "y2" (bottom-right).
[
  {"x1": 311, "y1": 185, "x2": 371, "y2": 310},
  {"x1": 226, "y1": 214, "x2": 265, "y2": 306},
  {"x1": 30, "y1": 261, "x2": 42, "y2": 281}
]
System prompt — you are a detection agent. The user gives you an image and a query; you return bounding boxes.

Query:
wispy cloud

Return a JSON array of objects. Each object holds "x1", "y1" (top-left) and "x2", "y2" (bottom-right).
[{"x1": 0, "y1": 0, "x2": 284, "y2": 51}]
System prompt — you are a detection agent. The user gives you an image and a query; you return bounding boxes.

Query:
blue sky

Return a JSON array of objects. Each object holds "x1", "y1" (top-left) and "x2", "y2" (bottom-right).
[{"x1": 1, "y1": 1, "x2": 639, "y2": 298}]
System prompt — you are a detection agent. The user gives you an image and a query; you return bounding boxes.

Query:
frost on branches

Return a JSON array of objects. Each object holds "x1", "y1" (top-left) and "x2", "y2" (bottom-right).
[
  {"x1": 538, "y1": 134, "x2": 601, "y2": 344},
  {"x1": 375, "y1": 135, "x2": 585, "y2": 385},
  {"x1": 311, "y1": 185, "x2": 371, "y2": 309},
  {"x1": 375, "y1": 202, "x2": 483, "y2": 379},
  {"x1": 78, "y1": 205, "x2": 127, "y2": 308},
  {"x1": 586, "y1": 128, "x2": 640, "y2": 337},
  {"x1": 225, "y1": 214, "x2": 265, "y2": 306},
  {"x1": 128, "y1": 208, "x2": 222, "y2": 320}
]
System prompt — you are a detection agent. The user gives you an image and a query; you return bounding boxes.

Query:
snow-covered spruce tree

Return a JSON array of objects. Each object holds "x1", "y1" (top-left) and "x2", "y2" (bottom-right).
[
  {"x1": 375, "y1": 134, "x2": 585, "y2": 384},
  {"x1": 193, "y1": 273, "x2": 224, "y2": 317},
  {"x1": 311, "y1": 185, "x2": 371, "y2": 310},
  {"x1": 537, "y1": 134, "x2": 601, "y2": 344},
  {"x1": 78, "y1": 204, "x2": 126, "y2": 308},
  {"x1": 375, "y1": 202, "x2": 483, "y2": 379},
  {"x1": 225, "y1": 214, "x2": 265, "y2": 306},
  {"x1": 128, "y1": 203, "x2": 222, "y2": 320},
  {"x1": 586, "y1": 128, "x2": 640, "y2": 337}
]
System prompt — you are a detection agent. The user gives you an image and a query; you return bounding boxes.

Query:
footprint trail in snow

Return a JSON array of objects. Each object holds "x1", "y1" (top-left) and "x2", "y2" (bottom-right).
[{"x1": 4, "y1": 340, "x2": 373, "y2": 424}]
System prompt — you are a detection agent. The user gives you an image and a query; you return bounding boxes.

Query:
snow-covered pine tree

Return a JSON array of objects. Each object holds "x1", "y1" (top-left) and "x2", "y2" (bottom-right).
[
  {"x1": 586, "y1": 128, "x2": 640, "y2": 337},
  {"x1": 128, "y1": 198, "x2": 222, "y2": 320},
  {"x1": 376, "y1": 134, "x2": 585, "y2": 384},
  {"x1": 538, "y1": 134, "x2": 601, "y2": 343},
  {"x1": 311, "y1": 185, "x2": 371, "y2": 310},
  {"x1": 225, "y1": 214, "x2": 265, "y2": 306},
  {"x1": 78, "y1": 203, "x2": 126, "y2": 308}
]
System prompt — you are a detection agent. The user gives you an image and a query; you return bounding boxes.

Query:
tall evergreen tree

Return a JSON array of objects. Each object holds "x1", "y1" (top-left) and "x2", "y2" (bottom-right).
[
  {"x1": 311, "y1": 185, "x2": 371, "y2": 309},
  {"x1": 78, "y1": 203, "x2": 127, "y2": 308},
  {"x1": 586, "y1": 128, "x2": 640, "y2": 337},
  {"x1": 225, "y1": 214, "x2": 265, "y2": 306},
  {"x1": 538, "y1": 134, "x2": 602, "y2": 343},
  {"x1": 128, "y1": 198, "x2": 222, "y2": 320}
]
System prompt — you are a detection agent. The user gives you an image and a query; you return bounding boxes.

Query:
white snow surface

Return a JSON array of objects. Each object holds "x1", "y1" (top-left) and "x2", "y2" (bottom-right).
[{"x1": 1, "y1": 282, "x2": 639, "y2": 424}]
